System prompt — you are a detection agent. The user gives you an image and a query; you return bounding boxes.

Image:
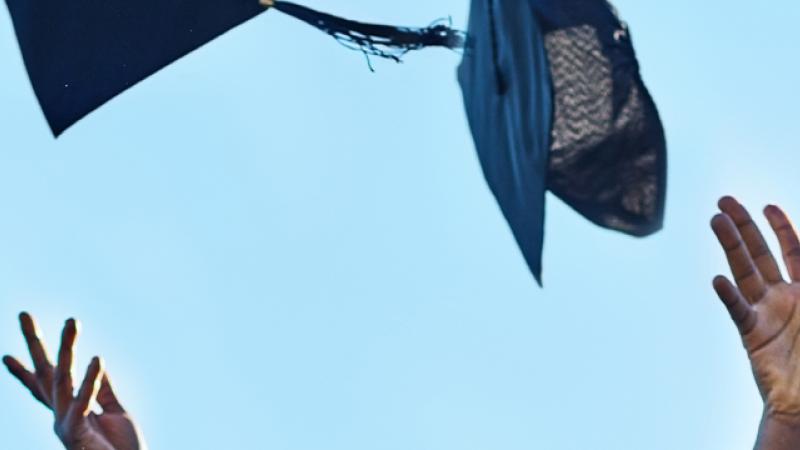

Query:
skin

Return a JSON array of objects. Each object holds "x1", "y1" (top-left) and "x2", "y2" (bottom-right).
[
  {"x1": 3, "y1": 313, "x2": 146, "y2": 450},
  {"x1": 711, "y1": 196, "x2": 800, "y2": 449},
  {"x1": 5, "y1": 196, "x2": 800, "y2": 449}
]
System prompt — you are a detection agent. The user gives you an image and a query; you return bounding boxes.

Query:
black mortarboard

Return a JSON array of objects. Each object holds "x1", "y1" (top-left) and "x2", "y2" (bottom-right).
[
  {"x1": 6, "y1": 0, "x2": 666, "y2": 285},
  {"x1": 5, "y1": 0, "x2": 463, "y2": 136},
  {"x1": 458, "y1": 0, "x2": 667, "y2": 284}
]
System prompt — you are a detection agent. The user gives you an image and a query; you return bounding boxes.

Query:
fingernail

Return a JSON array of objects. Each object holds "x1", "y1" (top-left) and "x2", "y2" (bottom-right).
[
  {"x1": 710, "y1": 213, "x2": 727, "y2": 228},
  {"x1": 66, "y1": 318, "x2": 80, "y2": 332}
]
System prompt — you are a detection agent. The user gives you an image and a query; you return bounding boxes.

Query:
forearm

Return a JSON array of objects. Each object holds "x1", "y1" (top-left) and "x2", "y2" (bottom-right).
[{"x1": 755, "y1": 412, "x2": 800, "y2": 450}]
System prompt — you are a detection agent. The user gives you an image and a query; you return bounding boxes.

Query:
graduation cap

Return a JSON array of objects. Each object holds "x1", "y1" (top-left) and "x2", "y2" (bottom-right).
[
  {"x1": 4, "y1": 0, "x2": 464, "y2": 136},
  {"x1": 458, "y1": 0, "x2": 667, "y2": 284},
  {"x1": 6, "y1": 0, "x2": 666, "y2": 285}
]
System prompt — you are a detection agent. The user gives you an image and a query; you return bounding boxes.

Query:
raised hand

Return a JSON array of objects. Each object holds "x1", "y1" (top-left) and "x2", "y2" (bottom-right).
[
  {"x1": 711, "y1": 197, "x2": 800, "y2": 448},
  {"x1": 3, "y1": 313, "x2": 146, "y2": 450}
]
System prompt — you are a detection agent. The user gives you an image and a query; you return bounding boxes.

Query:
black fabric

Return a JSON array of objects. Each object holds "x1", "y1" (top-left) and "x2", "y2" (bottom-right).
[
  {"x1": 458, "y1": 0, "x2": 666, "y2": 284},
  {"x1": 543, "y1": 3, "x2": 666, "y2": 236},
  {"x1": 5, "y1": 0, "x2": 464, "y2": 136},
  {"x1": 6, "y1": 0, "x2": 665, "y2": 285},
  {"x1": 458, "y1": 0, "x2": 553, "y2": 284},
  {"x1": 5, "y1": 0, "x2": 265, "y2": 136}
]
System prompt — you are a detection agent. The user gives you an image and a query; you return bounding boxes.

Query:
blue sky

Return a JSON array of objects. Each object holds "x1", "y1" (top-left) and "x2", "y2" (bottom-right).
[{"x1": 1, "y1": 1, "x2": 799, "y2": 449}]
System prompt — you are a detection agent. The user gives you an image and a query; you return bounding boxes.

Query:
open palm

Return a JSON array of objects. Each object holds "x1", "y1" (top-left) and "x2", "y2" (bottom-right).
[
  {"x1": 3, "y1": 313, "x2": 145, "y2": 450},
  {"x1": 712, "y1": 197, "x2": 800, "y2": 420}
]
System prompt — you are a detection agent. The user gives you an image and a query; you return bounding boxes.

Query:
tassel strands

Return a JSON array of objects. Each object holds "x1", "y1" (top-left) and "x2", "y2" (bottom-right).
[{"x1": 260, "y1": 0, "x2": 466, "y2": 70}]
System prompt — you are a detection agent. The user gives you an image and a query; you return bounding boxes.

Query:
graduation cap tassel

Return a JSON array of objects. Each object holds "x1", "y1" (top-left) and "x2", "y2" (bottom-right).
[{"x1": 261, "y1": 0, "x2": 466, "y2": 69}]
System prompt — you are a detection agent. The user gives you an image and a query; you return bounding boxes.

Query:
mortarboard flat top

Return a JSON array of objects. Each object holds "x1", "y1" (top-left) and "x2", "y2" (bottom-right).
[{"x1": 6, "y1": 0, "x2": 265, "y2": 136}]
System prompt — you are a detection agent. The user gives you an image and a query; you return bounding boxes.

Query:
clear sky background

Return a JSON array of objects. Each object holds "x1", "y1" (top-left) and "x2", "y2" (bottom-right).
[{"x1": 0, "y1": 0, "x2": 798, "y2": 449}]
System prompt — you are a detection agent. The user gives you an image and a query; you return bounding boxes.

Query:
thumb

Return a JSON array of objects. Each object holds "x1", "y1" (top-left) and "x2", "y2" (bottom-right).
[{"x1": 97, "y1": 373, "x2": 125, "y2": 414}]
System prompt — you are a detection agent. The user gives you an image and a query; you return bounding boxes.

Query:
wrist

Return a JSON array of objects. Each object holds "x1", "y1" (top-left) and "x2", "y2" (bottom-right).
[{"x1": 756, "y1": 409, "x2": 800, "y2": 450}]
